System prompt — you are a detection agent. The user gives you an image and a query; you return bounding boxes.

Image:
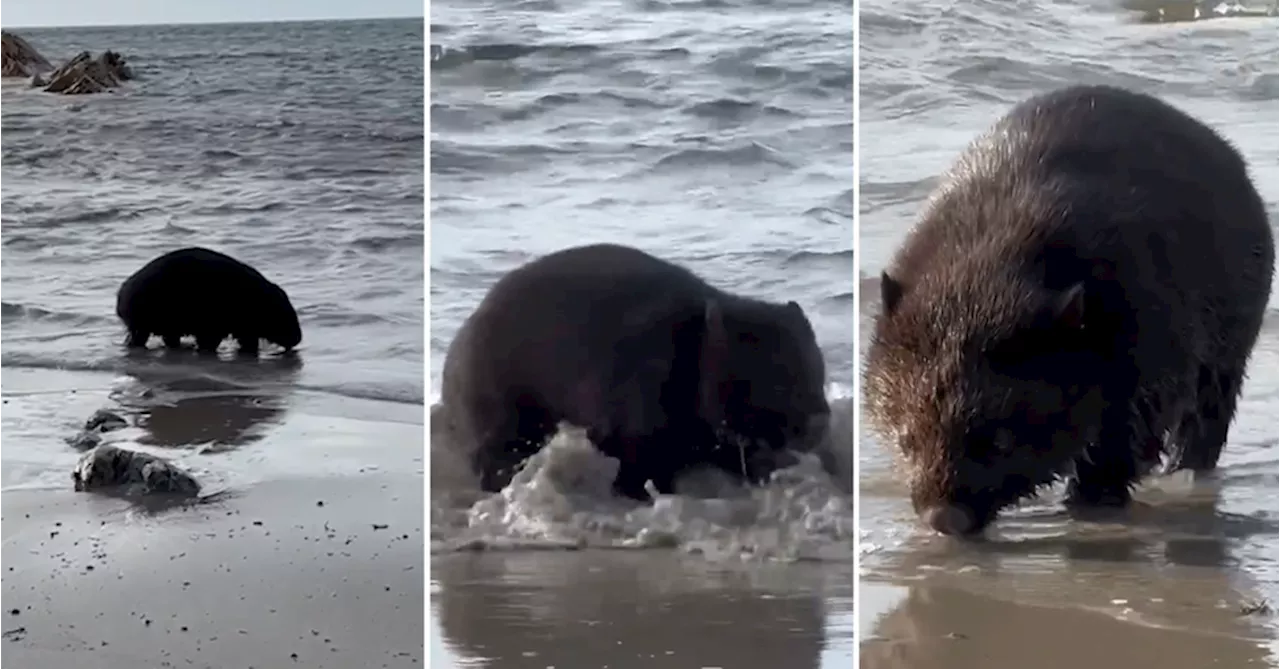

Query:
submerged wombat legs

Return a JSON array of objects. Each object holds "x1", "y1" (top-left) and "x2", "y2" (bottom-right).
[
  {"x1": 597, "y1": 431, "x2": 683, "y2": 502},
  {"x1": 1065, "y1": 402, "x2": 1142, "y2": 507},
  {"x1": 1174, "y1": 364, "x2": 1246, "y2": 472},
  {"x1": 472, "y1": 409, "x2": 552, "y2": 493},
  {"x1": 235, "y1": 333, "x2": 260, "y2": 356},
  {"x1": 125, "y1": 329, "x2": 149, "y2": 348},
  {"x1": 195, "y1": 332, "x2": 224, "y2": 353}
]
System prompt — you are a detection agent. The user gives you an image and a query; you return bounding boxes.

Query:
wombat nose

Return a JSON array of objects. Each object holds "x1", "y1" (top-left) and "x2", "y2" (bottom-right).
[{"x1": 922, "y1": 505, "x2": 975, "y2": 536}]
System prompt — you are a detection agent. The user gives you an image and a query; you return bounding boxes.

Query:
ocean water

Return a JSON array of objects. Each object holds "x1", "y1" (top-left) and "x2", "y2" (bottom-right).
[
  {"x1": 1, "y1": 18, "x2": 424, "y2": 498},
  {"x1": 1, "y1": 18, "x2": 425, "y2": 483},
  {"x1": 429, "y1": 0, "x2": 854, "y2": 665},
  {"x1": 859, "y1": 0, "x2": 1280, "y2": 659}
]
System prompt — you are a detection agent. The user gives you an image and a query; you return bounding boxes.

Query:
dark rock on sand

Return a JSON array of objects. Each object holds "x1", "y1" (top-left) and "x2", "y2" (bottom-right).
[
  {"x1": 85, "y1": 409, "x2": 128, "y2": 433},
  {"x1": 42, "y1": 50, "x2": 134, "y2": 95},
  {"x1": 66, "y1": 431, "x2": 103, "y2": 451},
  {"x1": 73, "y1": 445, "x2": 201, "y2": 496},
  {"x1": 65, "y1": 409, "x2": 130, "y2": 451},
  {"x1": 0, "y1": 31, "x2": 53, "y2": 78}
]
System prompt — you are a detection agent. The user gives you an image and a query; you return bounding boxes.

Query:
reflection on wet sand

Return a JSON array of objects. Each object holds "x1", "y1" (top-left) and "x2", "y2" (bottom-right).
[
  {"x1": 861, "y1": 582, "x2": 1273, "y2": 669},
  {"x1": 114, "y1": 350, "x2": 303, "y2": 450},
  {"x1": 861, "y1": 493, "x2": 1278, "y2": 668},
  {"x1": 432, "y1": 551, "x2": 851, "y2": 669}
]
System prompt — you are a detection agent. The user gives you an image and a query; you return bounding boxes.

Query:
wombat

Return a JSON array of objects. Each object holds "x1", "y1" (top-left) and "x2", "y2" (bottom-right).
[
  {"x1": 439, "y1": 243, "x2": 832, "y2": 501},
  {"x1": 116, "y1": 247, "x2": 302, "y2": 354},
  {"x1": 863, "y1": 84, "x2": 1275, "y2": 536}
]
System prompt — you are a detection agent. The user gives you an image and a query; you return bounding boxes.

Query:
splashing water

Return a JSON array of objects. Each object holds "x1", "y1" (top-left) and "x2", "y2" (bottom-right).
[{"x1": 431, "y1": 415, "x2": 853, "y2": 563}]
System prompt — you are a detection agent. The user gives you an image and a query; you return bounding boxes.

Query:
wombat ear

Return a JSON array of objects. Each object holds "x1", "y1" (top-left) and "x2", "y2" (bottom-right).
[
  {"x1": 699, "y1": 300, "x2": 729, "y2": 427},
  {"x1": 786, "y1": 300, "x2": 804, "y2": 316},
  {"x1": 880, "y1": 272, "x2": 904, "y2": 315},
  {"x1": 1052, "y1": 283, "x2": 1086, "y2": 330}
]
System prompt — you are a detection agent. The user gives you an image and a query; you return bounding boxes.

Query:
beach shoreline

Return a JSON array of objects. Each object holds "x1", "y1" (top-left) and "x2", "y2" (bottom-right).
[{"x1": 1, "y1": 366, "x2": 425, "y2": 668}]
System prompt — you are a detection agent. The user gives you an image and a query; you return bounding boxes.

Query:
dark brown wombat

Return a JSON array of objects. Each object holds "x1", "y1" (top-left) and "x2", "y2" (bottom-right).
[
  {"x1": 439, "y1": 243, "x2": 832, "y2": 501},
  {"x1": 864, "y1": 85, "x2": 1274, "y2": 537},
  {"x1": 117, "y1": 247, "x2": 302, "y2": 355}
]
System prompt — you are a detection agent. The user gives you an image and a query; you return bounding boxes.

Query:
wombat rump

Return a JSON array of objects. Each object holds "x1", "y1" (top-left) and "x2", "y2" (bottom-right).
[
  {"x1": 439, "y1": 243, "x2": 832, "y2": 501},
  {"x1": 116, "y1": 247, "x2": 302, "y2": 354},
  {"x1": 864, "y1": 85, "x2": 1275, "y2": 537}
]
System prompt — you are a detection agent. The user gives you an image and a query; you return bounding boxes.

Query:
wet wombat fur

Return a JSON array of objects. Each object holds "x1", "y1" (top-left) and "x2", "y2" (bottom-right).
[
  {"x1": 117, "y1": 247, "x2": 302, "y2": 354},
  {"x1": 864, "y1": 84, "x2": 1275, "y2": 536},
  {"x1": 439, "y1": 243, "x2": 832, "y2": 501}
]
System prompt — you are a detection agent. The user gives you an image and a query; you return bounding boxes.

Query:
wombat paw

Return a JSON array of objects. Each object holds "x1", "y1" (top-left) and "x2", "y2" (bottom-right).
[{"x1": 1063, "y1": 480, "x2": 1131, "y2": 508}]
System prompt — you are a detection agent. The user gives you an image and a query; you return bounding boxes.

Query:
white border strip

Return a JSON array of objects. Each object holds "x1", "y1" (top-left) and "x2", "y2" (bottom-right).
[
  {"x1": 421, "y1": 1, "x2": 434, "y2": 666},
  {"x1": 851, "y1": 0, "x2": 863, "y2": 665}
]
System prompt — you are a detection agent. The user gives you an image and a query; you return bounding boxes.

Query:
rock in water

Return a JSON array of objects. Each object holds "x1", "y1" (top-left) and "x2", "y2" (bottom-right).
[
  {"x1": 66, "y1": 430, "x2": 103, "y2": 451},
  {"x1": 72, "y1": 445, "x2": 201, "y2": 497},
  {"x1": 43, "y1": 50, "x2": 134, "y2": 95},
  {"x1": 85, "y1": 409, "x2": 128, "y2": 433},
  {"x1": 0, "y1": 31, "x2": 53, "y2": 78},
  {"x1": 66, "y1": 409, "x2": 130, "y2": 451}
]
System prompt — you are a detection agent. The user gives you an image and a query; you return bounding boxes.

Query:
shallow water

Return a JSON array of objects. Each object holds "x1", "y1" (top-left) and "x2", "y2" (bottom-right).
[
  {"x1": 432, "y1": 551, "x2": 852, "y2": 668},
  {"x1": 858, "y1": 0, "x2": 1279, "y2": 662},
  {"x1": 1, "y1": 18, "x2": 425, "y2": 416},
  {"x1": 0, "y1": 23, "x2": 427, "y2": 659},
  {"x1": 429, "y1": 0, "x2": 853, "y2": 665}
]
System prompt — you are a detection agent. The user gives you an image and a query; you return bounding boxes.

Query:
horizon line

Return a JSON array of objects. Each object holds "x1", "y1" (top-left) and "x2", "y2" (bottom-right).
[{"x1": 1, "y1": 14, "x2": 424, "y2": 31}]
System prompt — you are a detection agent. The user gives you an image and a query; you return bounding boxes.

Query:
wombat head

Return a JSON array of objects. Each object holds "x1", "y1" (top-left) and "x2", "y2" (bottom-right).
[
  {"x1": 701, "y1": 298, "x2": 831, "y2": 453},
  {"x1": 865, "y1": 269, "x2": 1105, "y2": 536},
  {"x1": 262, "y1": 281, "x2": 302, "y2": 351}
]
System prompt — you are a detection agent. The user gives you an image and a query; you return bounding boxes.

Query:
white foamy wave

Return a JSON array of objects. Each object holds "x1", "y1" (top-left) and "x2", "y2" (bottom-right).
[{"x1": 431, "y1": 420, "x2": 853, "y2": 562}]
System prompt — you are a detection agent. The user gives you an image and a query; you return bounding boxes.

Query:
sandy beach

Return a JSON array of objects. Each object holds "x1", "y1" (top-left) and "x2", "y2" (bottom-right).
[{"x1": 1, "y1": 366, "x2": 424, "y2": 668}]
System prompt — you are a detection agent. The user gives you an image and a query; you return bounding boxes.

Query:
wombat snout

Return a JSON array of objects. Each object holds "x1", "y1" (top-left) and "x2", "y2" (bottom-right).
[{"x1": 921, "y1": 504, "x2": 978, "y2": 537}]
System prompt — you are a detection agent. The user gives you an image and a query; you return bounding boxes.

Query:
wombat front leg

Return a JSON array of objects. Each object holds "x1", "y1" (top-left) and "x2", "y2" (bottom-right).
[
  {"x1": 195, "y1": 332, "x2": 225, "y2": 353},
  {"x1": 596, "y1": 354, "x2": 688, "y2": 501},
  {"x1": 1173, "y1": 364, "x2": 1244, "y2": 472},
  {"x1": 472, "y1": 406, "x2": 552, "y2": 493},
  {"x1": 161, "y1": 333, "x2": 183, "y2": 349},
  {"x1": 1064, "y1": 404, "x2": 1140, "y2": 508},
  {"x1": 125, "y1": 329, "x2": 150, "y2": 348},
  {"x1": 597, "y1": 431, "x2": 681, "y2": 502},
  {"x1": 234, "y1": 333, "x2": 260, "y2": 356}
]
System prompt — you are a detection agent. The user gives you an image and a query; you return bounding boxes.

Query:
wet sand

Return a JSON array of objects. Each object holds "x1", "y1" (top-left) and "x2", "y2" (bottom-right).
[
  {"x1": 0, "y1": 366, "x2": 424, "y2": 668},
  {"x1": 861, "y1": 580, "x2": 1275, "y2": 668},
  {"x1": 430, "y1": 550, "x2": 853, "y2": 668}
]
